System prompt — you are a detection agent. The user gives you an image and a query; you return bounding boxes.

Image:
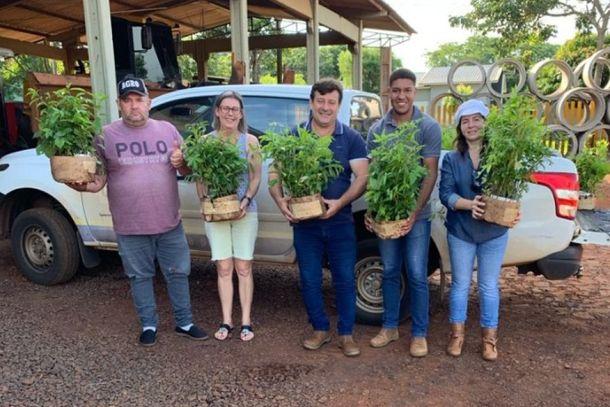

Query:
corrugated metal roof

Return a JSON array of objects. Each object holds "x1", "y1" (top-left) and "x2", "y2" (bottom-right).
[{"x1": 418, "y1": 64, "x2": 503, "y2": 87}]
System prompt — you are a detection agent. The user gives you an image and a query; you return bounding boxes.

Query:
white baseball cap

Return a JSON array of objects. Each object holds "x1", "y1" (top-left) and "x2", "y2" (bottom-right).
[{"x1": 454, "y1": 99, "x2": 489, "y2": 125}]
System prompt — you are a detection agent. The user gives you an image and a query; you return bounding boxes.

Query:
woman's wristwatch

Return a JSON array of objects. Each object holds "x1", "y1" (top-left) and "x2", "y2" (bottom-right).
[{"x1": 242, "y1": 195, "x2": 252, "y2": 205}]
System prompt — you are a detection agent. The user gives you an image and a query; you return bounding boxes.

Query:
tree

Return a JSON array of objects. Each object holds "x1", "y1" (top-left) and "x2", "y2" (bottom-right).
[
  {"x1": 338, "y1": 50, "x2": 352, "y2": 88},
  {"x1": 178, "y1": 55, "x2": 197, "y2": 82},
  {"x1": 426, "y1": 35, "x2": 557, "y2": 68},
  {"x1": 207, "y1": 53, "x2": 232, "y2": 78},
  {"x1": 0, "y1": 55, "x2": 59, "y2": 101},
  {"x1": 426, "y1": 35, "x2": 500, "y2": 67},
  {"x1": 450, "y1": 0, "x2": 610, "y2": 53},
  {"x1": 363, "y1": 48, "x2": 402, "y2": 94},
  {"x1": 556, "y1": 32, "x2": 610, "y2": 68},
  {"x1": 333, "y1": 48, "x2": 401, "y2": 93}
]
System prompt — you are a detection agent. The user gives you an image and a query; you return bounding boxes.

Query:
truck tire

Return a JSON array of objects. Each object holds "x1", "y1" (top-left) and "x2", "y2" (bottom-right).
[
  {"x1": 354, "y1": 238, "x2": 442, "y2": 326},
  {"x1": 10, "y1": 208, "x2": 80, "y2": 285},
  {"x1": 355, "y1": 239, "x2": 409, "y2": 326}
]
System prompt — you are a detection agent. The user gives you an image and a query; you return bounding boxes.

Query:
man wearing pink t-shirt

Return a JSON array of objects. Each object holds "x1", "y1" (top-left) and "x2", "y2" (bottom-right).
[{"x1": 69, "y1": 76, "x2": 207, "y2": 346}]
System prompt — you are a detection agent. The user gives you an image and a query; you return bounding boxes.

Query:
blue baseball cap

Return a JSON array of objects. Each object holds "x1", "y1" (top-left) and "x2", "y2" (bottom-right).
[{"x1": 454, "y1": 99, "x2": 489, "y2": 125}]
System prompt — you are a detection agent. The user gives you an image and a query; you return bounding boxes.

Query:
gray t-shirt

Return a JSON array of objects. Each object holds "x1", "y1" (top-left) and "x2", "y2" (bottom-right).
[{"x1": 366, "y1": 106, "x2": 442, "y2": 222}]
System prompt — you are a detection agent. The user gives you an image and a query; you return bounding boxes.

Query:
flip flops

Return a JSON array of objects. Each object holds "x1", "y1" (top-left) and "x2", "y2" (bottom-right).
[
  {"x1": 214, "y1": 323, "x2": 233, "y2": 341},
  {"x1": 240, "y1": 325, "x2": 254, "y2": 342}
]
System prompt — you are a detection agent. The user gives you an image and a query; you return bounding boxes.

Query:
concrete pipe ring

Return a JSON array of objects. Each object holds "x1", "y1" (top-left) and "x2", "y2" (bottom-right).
[
  {"x1": 545, "y1": 125, "x2": 579, "y2": 159},
  {"x1": 555, "y1": 87, "x2": 605, "y2": 133},
  {"x1": 583, "y1": 47, "x2": 610, "y2": 93},
  {"x1": 552, "y1": 95, "x2": 591, "y2": 129},
  {"x1": 448, "y1": 60, "x2": 487, "y2": 98},
  {"x1": 573, "y1": 57, "x2": 590, "y2": 79},
  {"x1": 428, "y1": 92, "x2": 463, "y2": 123},
  {"x1": 606, "y1": 95, "x2": 610, "y2": 123},
  {"x1": 527, "y1": 59, "x2": 575, "y2": 101},
  {"x1": 486, "y1": 58, "x2": 527, "y2": 98},
  {"x1": 578, "y1": 124, "x2": 610, "y2": 154}
]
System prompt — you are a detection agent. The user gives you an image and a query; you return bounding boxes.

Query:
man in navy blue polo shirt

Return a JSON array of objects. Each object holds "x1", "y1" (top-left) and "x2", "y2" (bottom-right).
[
  {"x1": 366, "y1": 68, "x2": 441, "y2": 357},
  {"x1": 269, "y1": 78, "x2": 369, "y2": 357}
]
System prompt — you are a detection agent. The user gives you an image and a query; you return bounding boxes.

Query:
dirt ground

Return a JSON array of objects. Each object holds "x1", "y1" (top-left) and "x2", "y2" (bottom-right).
[{"x1": 0, "y1": 240, "x2": 609, "y2": 407}]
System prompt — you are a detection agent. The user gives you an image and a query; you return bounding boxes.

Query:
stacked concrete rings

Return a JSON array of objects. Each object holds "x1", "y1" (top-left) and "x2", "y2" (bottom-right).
[{"x1": 447, "y1": 48, "x2": 610, "y2": 157}]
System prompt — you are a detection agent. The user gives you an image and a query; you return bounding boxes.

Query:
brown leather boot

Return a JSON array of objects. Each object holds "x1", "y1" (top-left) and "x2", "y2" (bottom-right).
[
  {"x1": 370, "y1": 328, "x2": 399, "y2": 348},
  {"x1": 338, "y1": 335, "x2": 361, "y2": 357},
  {"x1": 303, "y1": 330, "x2": 331, "y2": 350},
  {"x1": 481, "y1": 328, "x2": 498, "y2": 361},
  {"x1": 446, "y1": 323, "x2": 465, "y2": 357}
]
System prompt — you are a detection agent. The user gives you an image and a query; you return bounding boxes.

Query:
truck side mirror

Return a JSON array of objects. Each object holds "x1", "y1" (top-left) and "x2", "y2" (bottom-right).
[{"x1": 141, "y1": 24, "x2": 152, "y2": 50}]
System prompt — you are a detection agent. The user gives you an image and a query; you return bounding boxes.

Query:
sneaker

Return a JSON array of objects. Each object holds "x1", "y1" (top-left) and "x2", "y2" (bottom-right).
[
  {"x1": 175, "y1": 325, "x2": 209, "y2": 341},
  {"x1": 139, "y1": 329, "x2": 157, "y2": 347}
]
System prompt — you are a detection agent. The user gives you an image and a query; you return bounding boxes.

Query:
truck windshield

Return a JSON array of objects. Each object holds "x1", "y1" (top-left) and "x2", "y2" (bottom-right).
[{"x1": 132, "y1": 26, "x2": 165, "y2": 83}]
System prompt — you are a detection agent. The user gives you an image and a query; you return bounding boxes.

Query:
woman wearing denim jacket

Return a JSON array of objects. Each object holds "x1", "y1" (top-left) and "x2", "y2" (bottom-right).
[{"x1": 439, "y1": 99, "x2": 519, "y2": 361}]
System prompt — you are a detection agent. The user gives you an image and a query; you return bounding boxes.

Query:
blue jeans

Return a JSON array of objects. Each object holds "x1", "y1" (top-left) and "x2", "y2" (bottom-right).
[
  {"x1": 447, "y1": 232, "x2": 508, "y2": 328},
  {"x1": 378, "y1": 219, "x2": 431, "y2": 336},
  {"x1": 116, "y1": 222, "x2": 193, "y2": 329},
  {"x1": 293, "y1": 222, "x2": 356, "y2": 335}
]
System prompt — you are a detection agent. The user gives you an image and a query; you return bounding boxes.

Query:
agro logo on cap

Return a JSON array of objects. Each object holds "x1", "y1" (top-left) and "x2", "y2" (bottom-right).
[
  {"x1": 121, "y1": 79, "x2": 141, "y2": 90},
  {"x1": 118, "y1": 77, "x2": 148, "y2": 96}
]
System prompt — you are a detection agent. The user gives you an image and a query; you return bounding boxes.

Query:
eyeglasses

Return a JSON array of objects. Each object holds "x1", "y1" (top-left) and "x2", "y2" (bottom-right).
[{"x1": 219, "y1": 105, "x2": 241, "y2": 114}]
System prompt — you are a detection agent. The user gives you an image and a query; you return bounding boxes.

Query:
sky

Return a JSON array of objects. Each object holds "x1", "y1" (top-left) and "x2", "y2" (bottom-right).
[{"x1": 383, "y1": 0, "x2": 577, "y2": 73}]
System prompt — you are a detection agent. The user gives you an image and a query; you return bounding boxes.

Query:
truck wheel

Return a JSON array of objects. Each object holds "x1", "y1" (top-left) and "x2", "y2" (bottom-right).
[
  {"x1": 354, "y1": 239, "x2": 408, "y2": 326},
  {"x1": 11, "y1": 208, "x2": 80, "y2": 285}
]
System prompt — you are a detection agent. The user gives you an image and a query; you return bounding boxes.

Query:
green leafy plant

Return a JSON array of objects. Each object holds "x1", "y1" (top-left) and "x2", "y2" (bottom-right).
[
  {"x1": 27, "y1": 85, "x2": 104, "y2": 157},
  {"x1": 441, "y1": 125, "x2": 457, "y2": 150},
  {"x1": 260, "y1": 127, "x2": 343, "y2": 197},
  {"x1": 181, "y1": 123, "x2": 248, "y2": 199},
  {"x1": 575, "y1": 139, "x2": 610, "y2": 194},
  {"x1": 480, "y1": 92, "x2": 551, "y2": 200},
  {"x1": 366, "y1": 122, "x2": 428, "y2": 221}
]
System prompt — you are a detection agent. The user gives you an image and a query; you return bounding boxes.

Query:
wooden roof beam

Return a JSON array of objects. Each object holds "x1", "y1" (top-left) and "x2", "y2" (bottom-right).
[
  {"x1": 112, "y1": 0, "x2": 204, "y2": 31},
  {"x1": 182, "y1": 31, "x2": 349, "y2": 54},
  {"x1": 339, "y1": 10, "x2": 388, "y2": 20},
  {"x1": 0, "y1": 22, "x2": 49, "y2": 37},
  {"x1": 318, "y1": 4, "x2": 359, "y2": 43},
  {"x1": 0, "y1": 0, "x2": 22, "y2": 10},
  {"x1": 0, "y1": 35, "x2": 66, "y2": 60},
  {"x1": 266, "y1": 0, "x2": 312, "y2": 20}
]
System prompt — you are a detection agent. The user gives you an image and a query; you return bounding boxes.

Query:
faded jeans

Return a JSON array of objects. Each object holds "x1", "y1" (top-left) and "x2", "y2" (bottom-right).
[
  {"x1": 116, "y1": 222, "x2": 193, "y2": 328},
  {"x1": 447, "y1": 232, "x2": 508, "y2": 328},
  {"x1": 378, "y1": 219, "x2": 431, "y2": 336}
]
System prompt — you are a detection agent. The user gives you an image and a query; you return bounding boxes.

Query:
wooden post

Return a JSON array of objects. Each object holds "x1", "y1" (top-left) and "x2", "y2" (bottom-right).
[
  {"x1": 195, "y1": 40, "x2": 209, "y2": 82},
  {"x1": 230, "y1": 0, "x2": 250, "y2": 84},
  {"x1": 83, "y1": 0, "x2": 118, "y2": 123},
  {"x1": 380, "y1": 46, "x2": 392, "y2": 112},
  {"x1": 306, "y1": 0, "x2": 319, "y2": 84},
  {"x1": 350, "y1": 20, "x2": 363, "y2": 90},
  {"x1": 276, "y1": 19, "x2": 282, "y2": 84},
  {"x1": 283, "y1": 67, "x2": 295, "y2": 84},
  {"x1": 229, "y1": 52, "x2": 246, "y2": 84},
  {"x1": 62, "y1": 40, "x2": 77, "y2": 76}
]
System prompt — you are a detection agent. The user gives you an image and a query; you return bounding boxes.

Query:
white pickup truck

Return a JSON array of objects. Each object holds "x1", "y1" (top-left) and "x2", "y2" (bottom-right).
[{"x1": 0, "y1": 84, "x2": 584, "y2": 325}]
